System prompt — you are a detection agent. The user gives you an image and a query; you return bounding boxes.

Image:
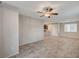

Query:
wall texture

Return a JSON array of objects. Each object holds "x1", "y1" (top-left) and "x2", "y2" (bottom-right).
[
  {"x1": 0, "y1": 4, "x2": 19, "y2": 57},
  {"x1": 60, "y1": 21, "x2": 79, "y2": 38},
  {"x1": 19, "y1": 15, "x2": 44, "y2": 46}
]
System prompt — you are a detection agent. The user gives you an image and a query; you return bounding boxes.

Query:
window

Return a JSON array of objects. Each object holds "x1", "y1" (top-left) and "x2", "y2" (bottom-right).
[{"x1": 64, "y1": 24, "x2": 77, "y2": 32}]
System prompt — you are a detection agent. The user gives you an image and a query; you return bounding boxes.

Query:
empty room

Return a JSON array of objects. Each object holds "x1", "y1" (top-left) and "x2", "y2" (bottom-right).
[{"x1": 0, "y1": 1, "x2": 79, "y2": 58}]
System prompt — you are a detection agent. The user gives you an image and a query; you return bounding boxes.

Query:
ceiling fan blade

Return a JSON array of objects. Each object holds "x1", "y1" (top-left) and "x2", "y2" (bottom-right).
[
  {"x1": 37, "y1": 11, "x2": 42, "y2": 13},
  {"x1": 48, "y1": 8, "x2": 53, "y2": 12},
  {"x1": 40, "y1": 15, "x2": 44, "y2": 17},
  {"x1": 43, "y1": 7, "x2": 48, "y2": 12},
  {"x1": 52, "y1": 13, "x2": 58, "y2": 15}
]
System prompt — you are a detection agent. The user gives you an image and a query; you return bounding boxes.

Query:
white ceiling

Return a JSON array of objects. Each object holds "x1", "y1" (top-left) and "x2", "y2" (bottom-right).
[{"x1": 2, "y1": 1, "x2": 79, "y2": 22}]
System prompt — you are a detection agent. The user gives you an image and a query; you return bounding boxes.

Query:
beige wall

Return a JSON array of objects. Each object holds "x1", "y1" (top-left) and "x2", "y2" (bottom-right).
[
  {"x1": 60, "y1": 21, "x2": 79, "y2": 38},
  {"x1": 19, "y1": 15, "x2": 44, "y2": 46},
  {"x1": 0, "y1": 4, "x2": 19, "y2": 57}
]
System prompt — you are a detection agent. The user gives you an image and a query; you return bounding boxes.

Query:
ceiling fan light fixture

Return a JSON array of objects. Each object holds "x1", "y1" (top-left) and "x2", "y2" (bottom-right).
[
  {"x1": 37, "y1": 6, "x2": 58, "y2": 18},
  {"x1": 45, "y1": 13, "x2": 50, "y2": 16}
]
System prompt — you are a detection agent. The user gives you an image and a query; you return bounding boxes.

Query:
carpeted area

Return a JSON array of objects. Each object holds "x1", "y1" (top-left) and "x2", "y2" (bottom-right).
[{"x1": 15, "y1": 35, "x2": 79, "y2": 58}]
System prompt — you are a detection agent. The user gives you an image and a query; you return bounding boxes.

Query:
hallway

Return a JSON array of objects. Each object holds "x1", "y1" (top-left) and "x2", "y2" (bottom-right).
[{"x1": 16, "y1": 33, "x2": 79, "y2": 58}]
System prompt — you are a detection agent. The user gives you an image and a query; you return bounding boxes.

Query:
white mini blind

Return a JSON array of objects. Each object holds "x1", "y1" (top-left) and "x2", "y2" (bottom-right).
[{"x1": 64, "y1": 24, "x2": 77, "y2": 32}]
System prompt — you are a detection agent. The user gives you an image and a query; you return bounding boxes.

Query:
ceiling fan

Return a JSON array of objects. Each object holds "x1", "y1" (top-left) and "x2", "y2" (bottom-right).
[{"x1": 37, "y1": 6, "x2": 58, "y2": 18}]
